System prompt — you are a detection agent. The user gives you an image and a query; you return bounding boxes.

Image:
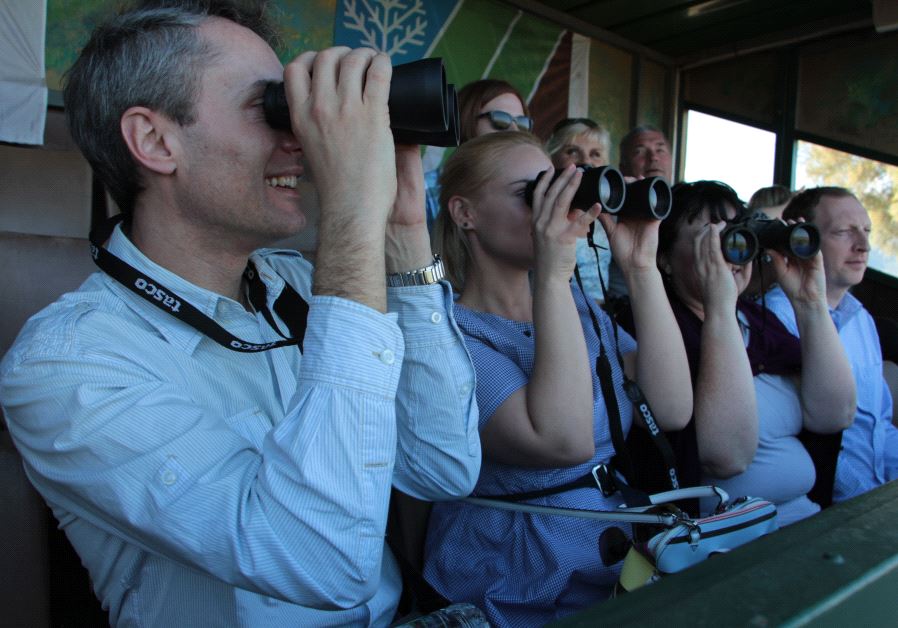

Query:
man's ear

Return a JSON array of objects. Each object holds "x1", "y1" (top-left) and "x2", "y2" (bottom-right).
[
  {"x1": 448, "y1": 195, "x2": 475, "y2": 230},
  {"x1": 120, "y1": 106, "x2": 179, "y2": 175}
]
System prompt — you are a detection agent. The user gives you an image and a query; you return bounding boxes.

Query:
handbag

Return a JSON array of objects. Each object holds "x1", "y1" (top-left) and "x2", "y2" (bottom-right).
[{"x1": 643, "y1": 494, "x2": 777, "y2": 573}]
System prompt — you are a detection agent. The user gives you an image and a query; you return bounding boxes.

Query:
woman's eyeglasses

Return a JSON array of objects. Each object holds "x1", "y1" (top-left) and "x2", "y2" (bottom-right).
[{"x1": 478, "y1": 110, "x2": 534, "y2": 132}]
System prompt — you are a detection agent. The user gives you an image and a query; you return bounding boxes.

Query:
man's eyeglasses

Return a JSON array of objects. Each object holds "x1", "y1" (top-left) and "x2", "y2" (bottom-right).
[
  {"x1": 551, "y1": 117, "x2": 598, "y2": 134},
  {"x1": 478, "y1": 110, "x2": 534, "y2": 132}
]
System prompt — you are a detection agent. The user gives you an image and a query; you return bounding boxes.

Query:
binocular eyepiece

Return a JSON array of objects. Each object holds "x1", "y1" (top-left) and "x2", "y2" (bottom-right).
[
  {"x1": 263, "y1": 57, "x2": 460, "y2": 147},
  {"x1": 523, "y1": 165, "x2": 672, "y2": 221},
  {"x1": 720, "y1": 213, "x2": 821, "y2": 265}
]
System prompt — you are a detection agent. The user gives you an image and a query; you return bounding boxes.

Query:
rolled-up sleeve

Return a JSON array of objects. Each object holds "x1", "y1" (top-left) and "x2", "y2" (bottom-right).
[{"x1": 387, "y1": 281, "x2": 480, "y2": 500}]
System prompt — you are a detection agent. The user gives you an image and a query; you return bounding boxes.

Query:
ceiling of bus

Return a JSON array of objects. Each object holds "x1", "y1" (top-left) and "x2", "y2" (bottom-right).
[{"x1": 532, "y1": 0, "x2": 876, "y2": 61}]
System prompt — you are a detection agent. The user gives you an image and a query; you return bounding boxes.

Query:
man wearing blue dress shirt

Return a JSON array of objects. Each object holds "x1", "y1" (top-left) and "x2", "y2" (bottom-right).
[
  {"x1": 0, "y1": 1, "x2": 479, "y2": 625},
  {"x1": 764, "y1": 186, "x2": 896, "y2": 503}
]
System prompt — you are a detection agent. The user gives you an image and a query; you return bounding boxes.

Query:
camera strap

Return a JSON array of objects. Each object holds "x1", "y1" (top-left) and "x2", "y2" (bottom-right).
[
  {"x1": 581, "y1": 227, "x2": 680, "y2": 492},
  {"x1": 88, "y1": 215, "x2": 308, "y2": 353}
]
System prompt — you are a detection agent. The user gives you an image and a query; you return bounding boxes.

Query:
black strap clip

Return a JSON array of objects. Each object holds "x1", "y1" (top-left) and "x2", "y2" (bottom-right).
[{"x1": 590, "y1": 463, "x2": 618, "y2": 497}]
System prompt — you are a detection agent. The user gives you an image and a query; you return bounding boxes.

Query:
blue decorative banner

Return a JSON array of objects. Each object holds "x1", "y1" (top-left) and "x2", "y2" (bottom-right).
[{"x1": 334, "y1": 0, "x2": 460, "y2": 64}]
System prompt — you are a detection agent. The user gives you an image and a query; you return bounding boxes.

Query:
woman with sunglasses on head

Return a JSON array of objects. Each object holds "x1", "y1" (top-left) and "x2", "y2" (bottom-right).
[
  {"x1": 424, "y1": 79, "x2": 533, "y2": 228},
  {"x1": 546, "y1": 117, "x2": 614, "y2": 305},
  {"x1": 423, "y1": 132, "x2": 692, "y2": 627},
  {"x1": 633, "y1": 180, "x2": 855, "y2": 524}
]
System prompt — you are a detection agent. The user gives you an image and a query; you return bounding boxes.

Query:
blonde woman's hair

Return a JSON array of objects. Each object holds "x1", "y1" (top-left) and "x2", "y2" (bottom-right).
[
  {"x1": 545, "y1": 120, "x2": 611, "y2": 165},
  {"x1": 433, "y1": 131, "x2": 546, "y2": 292}
]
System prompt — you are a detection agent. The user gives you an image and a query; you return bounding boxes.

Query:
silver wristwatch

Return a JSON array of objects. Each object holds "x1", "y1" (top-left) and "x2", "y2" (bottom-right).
[{"x1": 386, "y1": 254, "x2": 445, "y2": 287}]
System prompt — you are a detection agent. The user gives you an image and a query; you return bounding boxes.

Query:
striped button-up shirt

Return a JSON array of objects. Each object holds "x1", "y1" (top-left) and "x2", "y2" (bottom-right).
[{"x1": 0, "y1": 225, "x2": 479, "y2": 626}]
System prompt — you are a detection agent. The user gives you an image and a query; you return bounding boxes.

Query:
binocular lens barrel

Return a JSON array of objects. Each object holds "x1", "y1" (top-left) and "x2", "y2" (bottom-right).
[
  {"x1": 721, "y1": 226, "x2": 759, "y2": 265},
  {"x1": 720, "y1": 218, "x2": 821, "y2": 265},
  {"x1": 524, "y1": 166, "x2": 626, "y2": 213},
  {"x1": 262, "y1": 58, "x2": 460, "y2": 147},
  {"x1": 623, "y1": 177, "x2": 672, "y2": 220},
  {"x1": 778, "y1": 224, "x2": 819, "y2": 259}
]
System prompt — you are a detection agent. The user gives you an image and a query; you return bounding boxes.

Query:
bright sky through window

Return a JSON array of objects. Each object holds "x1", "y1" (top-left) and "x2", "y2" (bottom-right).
[{"x1": 682, "y1": 110, "x2": 776, "y2": 203}]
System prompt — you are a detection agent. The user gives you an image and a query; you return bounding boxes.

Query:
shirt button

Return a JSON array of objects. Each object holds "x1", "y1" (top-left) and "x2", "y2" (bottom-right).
[
  {"x1": 460, "y1": 383, "x2": 472, "y2": 396},
  {"x1": 380, "y1": 349, "x2": 395, "y2": 365},
  {"x1": 431, "y1": 312, "x2": 443, "y2": 324},
  {"x1": 162, "y1": 470, "x2": 177, "y2": 486}
]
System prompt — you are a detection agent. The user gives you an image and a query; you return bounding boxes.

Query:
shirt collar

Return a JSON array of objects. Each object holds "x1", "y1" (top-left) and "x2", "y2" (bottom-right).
[
  {"x1": 830, "y1": 291, "x2": 863, "y2": 330},
  {"x1": 105, "y1": 224, "x2": 247, "y2": 354},
  {"x1": 247, "y1": 250, "x2": 289, "y2": 310}
]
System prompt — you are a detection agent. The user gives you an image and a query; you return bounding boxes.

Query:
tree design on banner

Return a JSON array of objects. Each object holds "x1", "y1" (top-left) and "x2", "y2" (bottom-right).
[
  {"x1": 342, "y1": 0, "x2": 426, "y2": 57},
  {"x1": 334, "y1": 0, "x2": 458, "y2": 64}
]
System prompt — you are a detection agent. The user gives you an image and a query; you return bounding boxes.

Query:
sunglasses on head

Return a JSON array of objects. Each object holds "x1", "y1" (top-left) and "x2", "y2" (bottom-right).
[
  {"x1": 478, "y1": 110, "x2": 534, "y2": 132},
  {"x1": 551, "y1": 117, "x2": 599, "y2": 134}
]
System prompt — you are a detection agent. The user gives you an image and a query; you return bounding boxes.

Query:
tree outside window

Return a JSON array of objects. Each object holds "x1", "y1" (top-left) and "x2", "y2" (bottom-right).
[{"x1": 795, "y1": 141, "x2": 898, "y2": 277}]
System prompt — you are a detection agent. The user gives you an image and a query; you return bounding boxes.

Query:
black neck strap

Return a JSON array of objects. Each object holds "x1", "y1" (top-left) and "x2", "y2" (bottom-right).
[
  {"x1": 89, "y1": 215, "x2": 308, "y2": 353},
  {"x1": 579, "y1": 225, "x2": 680, "y2": 491}
]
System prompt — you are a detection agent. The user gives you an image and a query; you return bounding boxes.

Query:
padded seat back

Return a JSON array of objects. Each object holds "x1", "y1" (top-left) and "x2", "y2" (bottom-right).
[{"x1": 0, "y1": 231, "x2": 97, "y2": 627}]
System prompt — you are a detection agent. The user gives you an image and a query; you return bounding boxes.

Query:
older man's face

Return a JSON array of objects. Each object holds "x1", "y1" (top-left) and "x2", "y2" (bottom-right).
[{"x1": 621, "y1": 130, "x2": 672, "y2": 181}]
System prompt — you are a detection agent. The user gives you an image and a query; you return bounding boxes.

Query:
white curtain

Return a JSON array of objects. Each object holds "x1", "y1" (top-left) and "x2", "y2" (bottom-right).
[{"x1": 0, "y1": 0, "x2": 47, "y2": 145}]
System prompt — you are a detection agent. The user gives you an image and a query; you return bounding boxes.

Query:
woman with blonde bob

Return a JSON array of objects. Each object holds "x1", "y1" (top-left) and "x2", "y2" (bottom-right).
[
  {"x1": 545, "y1": 117, "x2": 614, "y2": 303},
  {"x1": 424, "y1": 132, "x2": 692, "y2": 627}
]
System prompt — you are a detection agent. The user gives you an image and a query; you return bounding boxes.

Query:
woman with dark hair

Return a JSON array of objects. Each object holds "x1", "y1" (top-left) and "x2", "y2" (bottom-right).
[
  {"x1": 456, "y1": 79, "x2": 532, "y2": 143},
  {"x1": 424, "y1": 79, "x2": 532, "y2": 227},
  {"x1": 632, "y1": 180, "x2": 855, "y2": 523},
  {"x1": 424, "y1": 132, "x2": 692, "y2": 627}
]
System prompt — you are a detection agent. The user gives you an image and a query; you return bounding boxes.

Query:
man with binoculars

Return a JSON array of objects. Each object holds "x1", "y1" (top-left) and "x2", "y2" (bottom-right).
[
  {"x1": 0, "y1": 1, "x2": 481, "y2": 625},
  {"x1": 763, "y1": 187, "x2": 898, "y2": 504}
]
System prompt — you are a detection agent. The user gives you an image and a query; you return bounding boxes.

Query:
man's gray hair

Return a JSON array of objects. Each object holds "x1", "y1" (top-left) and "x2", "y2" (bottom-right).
[
  {"x1": 618, "y1": 124, "x2": 667, "y2": 156},
  {"x1": 63, "y1": 1, "x2": 277, "y2": 216}
]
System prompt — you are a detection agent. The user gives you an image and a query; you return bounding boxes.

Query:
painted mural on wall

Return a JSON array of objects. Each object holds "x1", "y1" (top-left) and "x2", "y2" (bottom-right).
[
  {"x1": 332, "y1": 0, "x2": 566, "y2": 123},
  {"x1": 45, "y1": 0, "x2": 337, "y2": 90},
  {"x1": 44, "y1": 0, "x2": 656, "y2": 167},
  {"x1": 333, "y1": 0, "x2": 455, "y2": 63}
]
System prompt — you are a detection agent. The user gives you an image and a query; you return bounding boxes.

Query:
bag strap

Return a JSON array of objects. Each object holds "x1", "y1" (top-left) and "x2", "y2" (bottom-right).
[
  {"x1": 464, "y1": 496, "x2": 681, "y2": 527},
  {"x1": 478, "y1": 462, "x2": 651, "y2": 507},
  {"x1": 464, "y1": 485, "x2": 729, "y2": 527}
]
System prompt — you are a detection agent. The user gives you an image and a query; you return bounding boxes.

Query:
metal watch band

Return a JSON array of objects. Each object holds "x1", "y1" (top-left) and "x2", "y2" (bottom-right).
[{"x1": 386, "y1": 254, "x2": 445, "y2": 287}]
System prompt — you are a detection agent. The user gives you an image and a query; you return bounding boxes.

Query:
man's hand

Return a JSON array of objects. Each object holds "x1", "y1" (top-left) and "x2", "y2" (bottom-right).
[
  {"x1": 283, "y1": 47, "x2": 396, "y2": 230},
  {"x1": 385, "y1": 144, "x2": 432, "y2": 273},
  {"x1": 283, "y1": 47, "x2": 395, "y2": 311}
]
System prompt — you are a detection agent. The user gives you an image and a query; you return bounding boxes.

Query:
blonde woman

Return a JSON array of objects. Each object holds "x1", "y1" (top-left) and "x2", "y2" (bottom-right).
[
  {"x1": 545, "y1": 117, "x2": 613, "y2": 303},
  {"x1": 424, "y1": 132, "x2": 691, "y2": 627}
]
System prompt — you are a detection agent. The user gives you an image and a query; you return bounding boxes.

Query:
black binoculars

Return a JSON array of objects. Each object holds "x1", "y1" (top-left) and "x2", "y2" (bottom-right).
[
  {"x1": 720, "y1": 213, "x2": 821, "y2": 265},
  {"x1": 524, "y1": 166, "x2": 672, "y2": 220},
  {"x1": 263, "y1": 58, "x2": 459, "y2": 147}
]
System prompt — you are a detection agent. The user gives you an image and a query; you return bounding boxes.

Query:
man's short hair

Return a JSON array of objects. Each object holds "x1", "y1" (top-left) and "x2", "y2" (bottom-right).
[
  {"x1": 782, "y1": 186, "x2": 857, "y2": 223},
  {"x1": 63, "y1": 0, "x2": 277, "y2": 216},
  {"x1": 747, "y1": 184, "x2": 793, "y2": 212},
  {"x1": 619, "y1": 124, "x2": 666, "y2": 157}
]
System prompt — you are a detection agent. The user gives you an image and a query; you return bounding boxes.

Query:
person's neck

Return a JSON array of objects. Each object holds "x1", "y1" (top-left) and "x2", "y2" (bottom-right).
[
  {"x1": 458, "y1": 263, "x2": 533, "y2": 322},
  {"x1": 677, "y1": 291, "x2": 706, "y2": 322},
  {"x1": 827, "y1": 286, "x2": 850, "y2": 310},
  {"x1": 129, "y1": 204, "x2": 256, "y2": 306}
]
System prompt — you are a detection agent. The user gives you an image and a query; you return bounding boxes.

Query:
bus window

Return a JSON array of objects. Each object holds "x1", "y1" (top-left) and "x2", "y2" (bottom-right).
[{"x1": 682, "y1": 110, "x2": 777, "y2": 202}]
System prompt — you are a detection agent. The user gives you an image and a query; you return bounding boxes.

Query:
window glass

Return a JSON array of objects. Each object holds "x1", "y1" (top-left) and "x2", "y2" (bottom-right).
[
  {"x1": 795, "y1": 141, "x2": 898, "y2": 277},
  {"x1": 682, "y1": 110, "x2": 776, "y2": 202}
]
